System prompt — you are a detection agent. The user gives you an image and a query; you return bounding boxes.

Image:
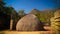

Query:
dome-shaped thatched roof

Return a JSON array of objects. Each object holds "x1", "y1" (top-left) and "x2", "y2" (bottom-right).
[{"x1": 16, "y1": 14, "x2": 44, "y2": 31}]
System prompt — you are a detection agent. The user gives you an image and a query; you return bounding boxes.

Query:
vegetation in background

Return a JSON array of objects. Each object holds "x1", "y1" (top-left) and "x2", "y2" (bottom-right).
[
  {"x1": 0, "y1": 0, "x2": 26, "y2": 30},
  {"x1": 30, "y1": 9, "x2": 55, "y2": 26},
  {"x1": 0, "y1": 0, "x2": 59, "y2": 31}
]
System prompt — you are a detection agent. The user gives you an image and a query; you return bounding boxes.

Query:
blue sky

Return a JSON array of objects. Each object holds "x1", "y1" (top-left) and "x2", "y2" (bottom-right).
[{"x1": 4, "y1": 0, "x2": 59, "y2": 13}]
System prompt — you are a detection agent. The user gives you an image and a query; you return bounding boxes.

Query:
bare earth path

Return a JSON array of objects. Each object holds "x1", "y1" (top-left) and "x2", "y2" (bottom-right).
[{"x1": 0, "y1": 31, "x2": 55, "y2": 34}]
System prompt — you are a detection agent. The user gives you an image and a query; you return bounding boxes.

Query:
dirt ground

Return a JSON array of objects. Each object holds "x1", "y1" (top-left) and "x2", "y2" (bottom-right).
[{"x1": 0, "y1": 30, "x2": 55, "y2": 34}]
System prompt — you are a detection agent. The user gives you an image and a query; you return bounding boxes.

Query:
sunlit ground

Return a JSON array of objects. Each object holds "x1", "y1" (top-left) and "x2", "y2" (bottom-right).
[
  {"x1": 0, "y1": 26, "x2": 55, "y2": 34},
  {"x1": 0, "y1": 31, "x2": 55, "y2": 34}
]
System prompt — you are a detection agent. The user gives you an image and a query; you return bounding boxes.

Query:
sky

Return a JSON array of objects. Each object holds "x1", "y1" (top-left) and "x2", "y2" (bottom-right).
[{"x1": 4, "y1": 0, "x2": 59, "y2": 13}]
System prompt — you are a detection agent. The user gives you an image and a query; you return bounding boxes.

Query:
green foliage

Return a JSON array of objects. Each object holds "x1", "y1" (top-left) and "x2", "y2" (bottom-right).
[
  {"x1": 0, "y1": 0, "x2": 5, "y2": 13},
  {"x1": 35, "y1": 9, "x2": 55, "y2": 24},
  {"x1": 0, "y1": 0, "x2": 13, "y2": 16},
  {"x1": 0, "y1": 0, "x2": 23, "y2": 30},
  {"x1": 0, "y1": 0, "x2": 5, "y2": 7},
  {"x1": 18, "y1": 9, "x2": 26, "y2": 18}
]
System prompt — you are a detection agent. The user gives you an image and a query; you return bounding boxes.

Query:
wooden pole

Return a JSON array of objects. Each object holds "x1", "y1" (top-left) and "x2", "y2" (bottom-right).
[{"x1": 10, "y1": 19, "x2": 13, "y2": 30}]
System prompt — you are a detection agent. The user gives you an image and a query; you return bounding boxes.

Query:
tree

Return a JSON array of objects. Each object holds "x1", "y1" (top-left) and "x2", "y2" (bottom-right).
[
  {"x1": 0, "y1": 0, "x2": 5, "y2": 12},
  {"x1": 18, "y1": 9, "x2": 26, "y2": 18},
  {"x1": 11, "y1": 9, "x2": 19, "y2": 30},
  {"x1": 0, "y1": 0, "x2": 11, "y2": 30},
  {"x1": 0, "y1": 0, "x2": 13, "y2": 16}
]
